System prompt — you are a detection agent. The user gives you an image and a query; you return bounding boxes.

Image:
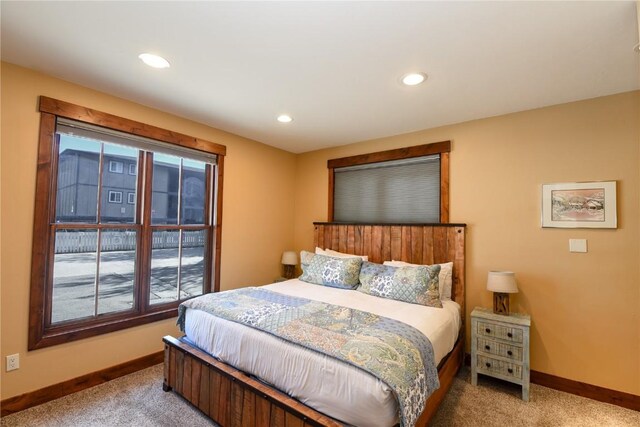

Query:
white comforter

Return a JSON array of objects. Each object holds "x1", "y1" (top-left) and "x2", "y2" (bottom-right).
[{"x1": 183, "y1": 279, "x2": 461, "y2": 426}]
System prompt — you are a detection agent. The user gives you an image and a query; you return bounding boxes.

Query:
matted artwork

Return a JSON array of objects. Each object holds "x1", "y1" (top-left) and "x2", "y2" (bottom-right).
[{"x1": 541, "y1": 181, "x2": 617, "y2": 228}]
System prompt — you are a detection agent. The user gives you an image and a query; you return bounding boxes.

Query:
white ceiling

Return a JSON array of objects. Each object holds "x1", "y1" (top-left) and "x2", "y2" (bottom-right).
[{"x1": 2, "y1": 1, "x2": 639, "y2": 153}]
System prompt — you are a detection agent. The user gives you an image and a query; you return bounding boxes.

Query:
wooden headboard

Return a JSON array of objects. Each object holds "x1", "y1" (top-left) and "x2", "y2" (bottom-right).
[{"x1": 313, "y1": 222, "x2": 466, "y2": 323}]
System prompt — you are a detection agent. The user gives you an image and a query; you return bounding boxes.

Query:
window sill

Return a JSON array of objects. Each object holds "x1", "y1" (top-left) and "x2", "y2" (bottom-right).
[{"x1": 29, "y1": 308, "x2": 179, "y2": 350}]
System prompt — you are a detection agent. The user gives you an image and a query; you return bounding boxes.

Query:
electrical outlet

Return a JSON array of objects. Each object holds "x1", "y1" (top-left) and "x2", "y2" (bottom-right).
[{"x1": 6, "y1": 353, "x2": 19, "y2": 371}]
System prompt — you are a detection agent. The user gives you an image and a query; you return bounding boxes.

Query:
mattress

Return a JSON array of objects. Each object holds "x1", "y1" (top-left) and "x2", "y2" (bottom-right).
[{"x1": 183, "y1": 279, "x2": 461, "y2": 427}]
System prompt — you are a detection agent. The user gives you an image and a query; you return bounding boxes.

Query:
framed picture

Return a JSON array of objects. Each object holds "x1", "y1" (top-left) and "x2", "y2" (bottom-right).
[{"x1": 541, "y1": 181, "x2": 617, "y2": 228}]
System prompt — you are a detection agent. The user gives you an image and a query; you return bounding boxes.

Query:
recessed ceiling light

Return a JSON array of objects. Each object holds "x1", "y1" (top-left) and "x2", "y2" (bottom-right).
[
  {"x1": 277, "y1": 114, "x2": 293, "y2": 123},
  {"x1": 138, "y1": 53, "x2": 170, "y2": 69},
  {"x1": 401, "y1": 72, "x2": 427, "y2": 86}
]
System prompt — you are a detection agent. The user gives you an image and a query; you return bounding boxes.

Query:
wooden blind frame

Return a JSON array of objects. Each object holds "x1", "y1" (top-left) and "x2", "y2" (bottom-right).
[
  {"x1": 29, "y1": 97, "x2": 226, "y2": 350},
  {"x1": 327, "y1": 141, "x2": 451, "y2": 223}
]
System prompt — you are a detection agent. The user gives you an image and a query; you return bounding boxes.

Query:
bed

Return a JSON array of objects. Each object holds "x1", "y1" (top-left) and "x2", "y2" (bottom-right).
[{"x1": 163, "y1": 222, "x2": 466, "y2": 426}]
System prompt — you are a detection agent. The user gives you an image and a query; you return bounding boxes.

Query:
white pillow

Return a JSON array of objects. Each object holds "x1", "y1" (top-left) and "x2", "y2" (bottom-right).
[
  {"x1": 315, "y1": 247, "x2": 369, "y2": 262},
  {"x1": 383, "y1": 260, "x2": 453, "y2": 301}
]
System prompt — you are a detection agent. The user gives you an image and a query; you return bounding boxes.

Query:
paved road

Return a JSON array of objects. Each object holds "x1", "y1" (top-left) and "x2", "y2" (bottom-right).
[{"x1": 52, "y1": 248, "x2": 205, "y2": 323}]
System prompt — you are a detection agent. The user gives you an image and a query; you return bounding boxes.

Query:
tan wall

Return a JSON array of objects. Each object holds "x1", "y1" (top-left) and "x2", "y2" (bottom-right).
[
  {"x1": 637, "y1": 1, "x2": 640, "y2": 44},
  {"x1": 293, "y1": 91, "x2": 640, "y2": 395},
  {"x1": 0, "y1": 62, "x2": 296, "y2": 399}
]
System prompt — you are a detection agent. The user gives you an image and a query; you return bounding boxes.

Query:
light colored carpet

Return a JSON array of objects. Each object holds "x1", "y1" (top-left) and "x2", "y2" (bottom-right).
[
  {"x1": 430, "y1": 368, "x2": 639, "y2": 427},
  {"x1": 2, "y1": 364, "x2": 638, "y2": 426}
]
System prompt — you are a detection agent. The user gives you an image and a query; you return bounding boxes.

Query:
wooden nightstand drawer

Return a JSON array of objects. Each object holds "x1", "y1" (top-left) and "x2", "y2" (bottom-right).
[
  {"x1": 476, "y1": 337, "x2": 523, "y2": 362},
  {"x1": 477, "y1": 320, "x2": 523, "y2": 343},
  {"x1": 477, "y1": 355, "x2": 523, "y2": 380}
]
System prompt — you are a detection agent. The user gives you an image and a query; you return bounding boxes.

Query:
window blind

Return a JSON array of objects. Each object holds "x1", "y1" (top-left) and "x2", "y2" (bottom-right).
[
  {"x1": 333, "y1": 155, "x2": 440, "y2": 223},
  {"x1": 56, "y1": 118, "x2": 217, "y2": 164}
]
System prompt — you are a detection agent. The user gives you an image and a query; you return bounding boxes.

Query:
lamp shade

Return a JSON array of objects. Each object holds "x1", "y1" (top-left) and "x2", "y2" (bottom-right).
[
  {"x1": 281, "y1": 251, "x2": 298, "y2": 266},
  {"x1": 487, "y1": 271, "x2": 518, "y2": 293}
]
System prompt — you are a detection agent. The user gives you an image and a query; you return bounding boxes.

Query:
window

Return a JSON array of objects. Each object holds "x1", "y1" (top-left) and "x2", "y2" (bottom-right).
[
  {"x1": 109, "y1": 160, "x2": 123, "y2": 173},
  {"x1": 29, "y1": 97, "x2": 226, "y2": 349},
  {"x1": 108, "y1": 191, "x2": 123, "y2": 203},
  {"x1": 328, "y1": 141, "x2": 450, "y2": 223}
]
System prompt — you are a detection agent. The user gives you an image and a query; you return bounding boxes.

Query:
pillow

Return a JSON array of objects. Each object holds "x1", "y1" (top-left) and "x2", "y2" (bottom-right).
[
  {"x1": 299, "y1": 251, "x2": 363, "y2": 289},
  {"x1": 315, "y1": 247, "x2": 369, "y2": 262},
  {"x1": 359, "y1": 262, "x2": 442, "y2": 308},
  {"x1": 384, "y1": 260, "x2": 453, "y2": 301}
]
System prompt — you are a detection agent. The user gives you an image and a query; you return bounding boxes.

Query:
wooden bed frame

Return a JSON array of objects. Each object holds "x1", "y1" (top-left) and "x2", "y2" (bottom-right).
[{"x1": 164, "y1": 222, "x2": 466, "y2": 426}]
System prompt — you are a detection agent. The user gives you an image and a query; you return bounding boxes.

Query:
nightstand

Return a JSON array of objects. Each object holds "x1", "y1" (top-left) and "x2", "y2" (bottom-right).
[{"x1": 471, "y1": 307, "x2": 531, "y2": 401}]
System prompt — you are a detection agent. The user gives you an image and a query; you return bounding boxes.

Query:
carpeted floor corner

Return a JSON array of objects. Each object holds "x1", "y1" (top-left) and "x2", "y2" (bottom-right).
[
  {"x1": 2, "y1": 364, "x2": 638, "y2": 426},
  {"x1": 429, "y1": 368, "x2": 639, "y2": 426},
  {"x1": 1, "y1": 365, "x2": 213, "y2": 427}
]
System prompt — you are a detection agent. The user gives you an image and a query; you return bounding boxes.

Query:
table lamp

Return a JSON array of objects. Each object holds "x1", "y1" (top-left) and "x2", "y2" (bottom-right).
[
  {"x1": 487, "y1": 271, "x2": 518, "y2": 315},
  {"x1": 281, "y1": 251, "x2": 298, "y2": 280}
]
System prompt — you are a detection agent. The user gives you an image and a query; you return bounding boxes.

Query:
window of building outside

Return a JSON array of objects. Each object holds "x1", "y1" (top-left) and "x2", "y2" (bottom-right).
[
  {"x1": 109, "y1": 160, "x2": 123, "y2": 173},
  {"x1": 108, "y1": 191, "x2": 123, "y2": 203},
  {"x1": 29, "y1": 97, "x2": 226, "y2": 349},
  {"x1": 328, "y1": 141, "x2": 450, "y2": 223}
]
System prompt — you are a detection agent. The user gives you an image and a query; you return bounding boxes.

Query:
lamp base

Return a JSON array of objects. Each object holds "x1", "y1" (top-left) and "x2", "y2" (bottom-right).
[
  {"x1": 283, "y1": 264, "x2": 296, "y2": 280},
  {"x1": 493, "y1": 292, "x2": 510, "y2": 315}
]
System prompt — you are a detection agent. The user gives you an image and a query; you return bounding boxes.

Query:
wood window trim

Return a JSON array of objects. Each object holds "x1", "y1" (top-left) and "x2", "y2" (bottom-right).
[
  {"x1": 39, "y1": 96, "x2": 227, "y2": 157},
  {"x1": 29, "y1": 97, "x2": 226, "y2": 350},
  {"x1": 327, "y1": 141, "x2": 451, "y2": 222}
]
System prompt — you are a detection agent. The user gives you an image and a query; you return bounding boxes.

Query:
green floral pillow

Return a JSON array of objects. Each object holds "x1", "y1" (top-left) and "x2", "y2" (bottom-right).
[
  {"x1": 358, "y1": 262, "x2": 442, "y2": 308},
  {"x1": 299, "y1": 251, "x2": 363, "y2": 289}
]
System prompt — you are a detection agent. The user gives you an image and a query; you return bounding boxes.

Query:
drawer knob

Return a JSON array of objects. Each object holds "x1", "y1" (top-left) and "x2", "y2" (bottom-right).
[
  {"x1": 485, "y1": 328, "x2": 491, "y2": 333},
  {"x1": 507, "y1": 350, "x2": 513, "y2": 356},
  {"x1": 508, "y1": 368, "x2": 513, "y2": 374},
  {"x1": 507, "y1": 332, "x2": 513, "y2": 338},
  {"x1": 484, "y1": 345, "x2": 490, "y2": 351},
  {"x1": 485, "y1": 362, "x2": 491, "y2": 368}
]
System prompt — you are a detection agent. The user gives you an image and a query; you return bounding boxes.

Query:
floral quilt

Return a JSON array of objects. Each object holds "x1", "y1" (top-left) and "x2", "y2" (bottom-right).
[{"x1": 178, "y1": 287, "x2": 439, "y2": 426}]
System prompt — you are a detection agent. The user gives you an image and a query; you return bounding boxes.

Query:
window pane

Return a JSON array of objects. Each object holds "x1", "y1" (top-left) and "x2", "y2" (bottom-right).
[
  {"x1": 334, "y1": 155, "x2": 440, "y2": 223},
  {"x1": 152, "y1": 154, "x2": 180, "y2": 225},
  {"x1": 55, "y1": 135, "x2": 101, "y2": 223},
  {"x1": 101, "y1": 143, "x2": 138, "y2": 224},
  {"x1": 150, "y1": 230, "x2": 180, "y2": 304},
  {"x1": 180, "y1": 230, "x2": 206, "y2": 298},
  {"x1": 109, "y1": 160, "x2": 123, "y2": 173},
  {"x1": 97, "y1": 230, "x2": 136, "y2": 315},
  {"x1": 181, "y1": 159, "x2": 206, "y2": 225},
  {"x1": 52, "y1": 229, "x2": 98, "y2": 323}
]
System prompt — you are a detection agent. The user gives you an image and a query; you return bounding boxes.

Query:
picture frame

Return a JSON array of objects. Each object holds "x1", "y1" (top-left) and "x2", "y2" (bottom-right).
[{"x1": 541, "y1": 181, "x2": 617, "y2": 229}]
